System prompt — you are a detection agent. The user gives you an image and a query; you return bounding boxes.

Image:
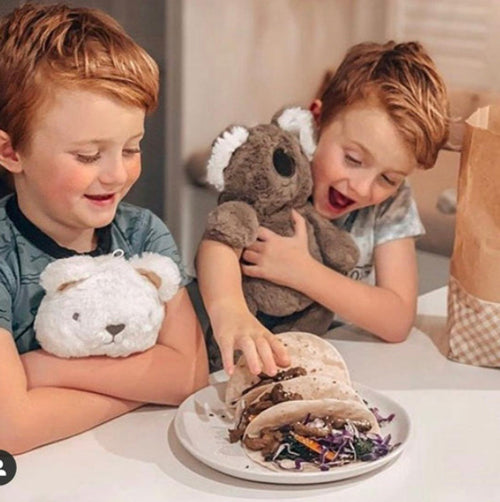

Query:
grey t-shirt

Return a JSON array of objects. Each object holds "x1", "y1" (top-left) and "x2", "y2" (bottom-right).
[
  {"x1": 334, "y1": 181, "x2": 424, "y2": 285},
  {"x1": 0, "y1": 195, "x2": 189, "y2": 354}
]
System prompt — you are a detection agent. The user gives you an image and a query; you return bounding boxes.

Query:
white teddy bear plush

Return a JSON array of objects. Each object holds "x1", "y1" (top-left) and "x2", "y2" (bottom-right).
[{"x1": 34, "y1": 251, "x2": 181, "y2": 358}]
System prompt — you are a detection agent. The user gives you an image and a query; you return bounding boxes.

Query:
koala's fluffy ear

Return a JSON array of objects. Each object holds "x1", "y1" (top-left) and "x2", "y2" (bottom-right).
[
  {"x1": 129, "y1": 252, "x2": 181, "y2": 302},
  {"x1": 39, "y1": 256, "x2": 98, "y2": 295},
  {"x1": 273, "y1": 107, "x2": 316, "y2": 161},
  {"x1": 206, "y1": 125, "x2": 249, "y2": 191}
]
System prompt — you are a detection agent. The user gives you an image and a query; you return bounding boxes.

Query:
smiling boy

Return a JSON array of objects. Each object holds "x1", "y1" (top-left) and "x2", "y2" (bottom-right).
[
  {"x1": 0, "y1": 3, "x2": 208, "y2": 454},
  {"x1": 196, "y1": 41, "x2": 449, "y2": 376}
]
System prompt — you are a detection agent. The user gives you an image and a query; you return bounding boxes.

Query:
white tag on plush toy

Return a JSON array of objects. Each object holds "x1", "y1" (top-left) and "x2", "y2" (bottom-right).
[{"x1": 34, "y1": 252, "x2": 181, "y2": 358}]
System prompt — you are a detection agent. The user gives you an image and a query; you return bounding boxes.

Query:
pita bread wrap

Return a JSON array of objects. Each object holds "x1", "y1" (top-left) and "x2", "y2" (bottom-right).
[
  {"x1": 243, "y1": 398, "x2": 381, "y2": 472},
  {"x1": 234, "y1": 374, "x2": 364, "y2": 426},
  {"x1": 225, "y1": 332, "x2": 351, "y2": 409}
]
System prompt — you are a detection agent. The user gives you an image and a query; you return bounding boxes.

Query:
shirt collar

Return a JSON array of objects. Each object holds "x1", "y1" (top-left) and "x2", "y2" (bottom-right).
[{"x1": 5, "y1": 194, "x2": 112, "y2": 258}]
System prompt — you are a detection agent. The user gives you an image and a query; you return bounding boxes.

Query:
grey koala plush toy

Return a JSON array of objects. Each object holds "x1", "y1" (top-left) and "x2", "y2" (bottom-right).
[{"x1": 203, "y1": 107, "x2": 359, "y2": 335}]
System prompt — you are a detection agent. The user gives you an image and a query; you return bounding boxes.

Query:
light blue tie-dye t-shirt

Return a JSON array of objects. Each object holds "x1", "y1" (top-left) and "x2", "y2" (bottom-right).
[{"x1": 334, "y1": 180, "x2": 424, "y2": 285}]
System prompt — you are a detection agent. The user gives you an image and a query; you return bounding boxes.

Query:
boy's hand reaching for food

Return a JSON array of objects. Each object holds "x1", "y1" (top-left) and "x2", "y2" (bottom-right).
[{"x1": 213, "y1": 308, "x2": 290, "y2": 377}]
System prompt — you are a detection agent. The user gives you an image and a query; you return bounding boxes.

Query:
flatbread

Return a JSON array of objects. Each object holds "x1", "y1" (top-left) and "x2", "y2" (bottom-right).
[
  {"x1": 243, "y1": 398, "x2": 380, "y2": 472},
  {"x1": 225, "y1": 331, "x2": 351, "y2": 409},
  {"x1": 234, "y1": 374, "x2": 364, "y2": 425}
]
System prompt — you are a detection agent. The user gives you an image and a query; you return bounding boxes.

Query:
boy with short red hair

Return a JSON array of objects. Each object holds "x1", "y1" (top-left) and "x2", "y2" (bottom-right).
[
  {"x1": 0, "y1": 3, "x2": 208, "y2": 454},
  {"x1": 197, "y1": 41, "x2": 449, "y2": 376}
]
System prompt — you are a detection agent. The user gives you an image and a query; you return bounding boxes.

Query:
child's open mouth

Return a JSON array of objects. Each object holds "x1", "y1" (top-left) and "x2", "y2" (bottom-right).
[
  {"x1": 85, "y1": 194, "x2": 115, "y2": 203},
  {"x1": 328, "y1": 187, "x2": 354, "y2": 211}
]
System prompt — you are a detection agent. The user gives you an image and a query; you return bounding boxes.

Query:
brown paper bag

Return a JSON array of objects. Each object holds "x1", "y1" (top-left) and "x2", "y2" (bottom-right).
[{"x1": 446, "y1": 105, "x2": 500, "y2": 367}]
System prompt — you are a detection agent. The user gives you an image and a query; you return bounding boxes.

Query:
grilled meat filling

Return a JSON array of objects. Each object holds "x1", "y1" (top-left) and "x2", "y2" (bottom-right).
[
  {"x1": 229, "y1": 383, "x2": 303, "y2": 443},
  {"x1": 240, "y1": 367, "x2": 307, "y2": 397}
]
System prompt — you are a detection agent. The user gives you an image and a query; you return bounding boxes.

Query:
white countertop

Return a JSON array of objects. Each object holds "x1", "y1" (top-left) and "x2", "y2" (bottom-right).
[{"x1": 4, "y1": 287, "x2": 499, "y2": 501}]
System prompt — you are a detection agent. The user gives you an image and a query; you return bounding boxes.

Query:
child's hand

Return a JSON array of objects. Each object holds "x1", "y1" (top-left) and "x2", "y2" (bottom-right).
[
  {"x1": 241, "y1": 209, "x2": 312, "y2": 289},
  {"x1": 214, "y1": 309, "x2": 290, "y2": 377}
]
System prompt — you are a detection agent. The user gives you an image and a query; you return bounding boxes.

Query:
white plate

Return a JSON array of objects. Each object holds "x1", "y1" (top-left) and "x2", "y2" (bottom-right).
[{"x1": 174, "y1": 381, "x2": 411, "y2": 485}]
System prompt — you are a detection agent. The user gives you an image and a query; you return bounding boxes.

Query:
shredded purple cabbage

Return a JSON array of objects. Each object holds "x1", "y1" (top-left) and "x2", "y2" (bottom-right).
[
  {"x1": 369, "y1": 406, "x2": 395, "y2": 426},
  {"x1": 273, "y1": 412, "x2": 398, "y2": 471}
]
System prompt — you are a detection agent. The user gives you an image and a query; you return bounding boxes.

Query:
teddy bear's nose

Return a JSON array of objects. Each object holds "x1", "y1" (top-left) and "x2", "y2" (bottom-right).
[{"x1": 106, "y1": 323, "x2": 125, "y2": 336}]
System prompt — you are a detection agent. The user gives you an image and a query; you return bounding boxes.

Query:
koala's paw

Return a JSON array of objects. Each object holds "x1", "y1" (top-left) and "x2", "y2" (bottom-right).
[
  {"x1": 320, "y1": 229, "x2": 360, "y2": 273},
  {"x1": 204, "y1": 201, "x2": 259, "y2": 248}
]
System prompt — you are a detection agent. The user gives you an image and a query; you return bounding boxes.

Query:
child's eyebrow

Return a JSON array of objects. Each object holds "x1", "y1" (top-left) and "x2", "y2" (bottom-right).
[
  {"x1": 349, "y1": 140, "x2": 410, "y2": 176},
  {"x1": 128, "y1": 132, "x2": 145, "y2": 140},
  {"x1": 347, "y1": 140, "x2": 373, "y2": 160},
  {"x1": 69, "y1": 132, "x2": 145, "y2": 146}
]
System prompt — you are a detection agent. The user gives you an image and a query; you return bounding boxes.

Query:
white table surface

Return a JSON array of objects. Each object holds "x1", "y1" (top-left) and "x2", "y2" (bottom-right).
[{"x1": 4, "y1": 287, "x2": 499, "y2": 502}]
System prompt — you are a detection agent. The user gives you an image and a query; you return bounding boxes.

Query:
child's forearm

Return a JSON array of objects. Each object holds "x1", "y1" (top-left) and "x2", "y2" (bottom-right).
[
  {"x1": 195, "y1": 239, "x2": 290, "y2": 376},
  {"x1": 154, "y1": 286, "x2": 209, "y2": 397},
  {"x1": 196, "y1": 239, "x2": 250, "y2": 329},
  {"x1": 291, "y1": 256, "x2": 416, "y2": 342},
  {"x1": 23, "y1": 288, "x2": 209, "y2": 405},
  {"x1": 2, "y1": 386, "x2": 141, "y2": 455},
  {"x1": 23, "y1": 343, "x2": 205, "y2": 405},
  {"x1": 1, "y1": 335, "x2": 140, "y2": 455}
]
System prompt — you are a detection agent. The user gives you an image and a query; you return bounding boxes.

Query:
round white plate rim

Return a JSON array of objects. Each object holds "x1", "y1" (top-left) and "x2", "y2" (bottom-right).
[{"x1": 174, "y1": 381, "x2": 411, "y2": 485}]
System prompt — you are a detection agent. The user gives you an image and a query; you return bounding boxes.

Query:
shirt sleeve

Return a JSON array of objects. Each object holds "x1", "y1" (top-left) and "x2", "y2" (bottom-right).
[
  {"x1": 0, "y1": 268, "x2": 13, "y2": 333},
  {"x1": 374, "y1": 181, "x2": 425, "y2": 247},
  {"x1": 140, "y1": 210, "x2": 191, "y2": 287}
]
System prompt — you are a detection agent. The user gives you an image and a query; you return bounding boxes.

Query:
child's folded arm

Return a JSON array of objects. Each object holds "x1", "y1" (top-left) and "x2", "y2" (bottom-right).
[
  {"x1": 0, "y1": 330, "x2": 141, "y2": 455},
  {"x1": 21, "y1": 287, "x2": 209, "y2": 406}
]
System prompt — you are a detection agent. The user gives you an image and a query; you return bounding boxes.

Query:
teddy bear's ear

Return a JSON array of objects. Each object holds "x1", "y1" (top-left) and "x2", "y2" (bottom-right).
[
  {"x1": 206, "y1": 125, "x2": 249, "y2": 191},
  {"x1": 39, "y1": 256, "x2": 98, "y2": 295},
  {"x1": 129, "y1": 252, "x2": 181, "y2": 302},
  {"x1": 273, "y1": 107, "x2": 316, "y2": 161}
]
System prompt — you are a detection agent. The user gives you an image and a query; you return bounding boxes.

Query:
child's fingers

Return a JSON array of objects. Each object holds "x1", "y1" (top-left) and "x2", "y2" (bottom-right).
[
  {"x1": 236, "y1": 336, "x2": 262, "y2": 375},
  {"x1": 241, "y1": 249, "x2": 260, "y2": 265},
  {"x1": 255, "y1": 337, "x2": 278, "y2": 376},
  {"x1": 218, "y1": 337, "x2": 236, "y2": 376},
  {"x1": 256, "y1": 226, "x2": 276, "y2": 241},
  {"x1": 268, "y1": 335, "x2": 291, "y2": 368},
  {"x1": 241, "y1": 263, "x2": 262, "y2": 278},
  {"x1": 245, "y1": 240, "x2": 265, "y2": 252},
  {"x1": 291, "y1": 209, "x2": 307, "y2": 237}
]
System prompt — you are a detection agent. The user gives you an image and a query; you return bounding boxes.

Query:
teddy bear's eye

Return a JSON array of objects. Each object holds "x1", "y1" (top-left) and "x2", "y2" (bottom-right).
[
  {"x1": 273, "y1": 148, "x2": 295, "y2": 178},
  {"x1": 72, "y1": 312, "x2": 80, "y2": 321}
]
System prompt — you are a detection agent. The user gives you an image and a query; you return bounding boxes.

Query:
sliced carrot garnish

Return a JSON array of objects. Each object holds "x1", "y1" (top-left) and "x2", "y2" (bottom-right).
[{"x1": 291, "y1": 432, "x2": 336, "y2": 461}]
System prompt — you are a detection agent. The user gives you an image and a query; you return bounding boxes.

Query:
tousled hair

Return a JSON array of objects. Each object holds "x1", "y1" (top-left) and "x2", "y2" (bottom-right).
[
  {"x1": 0, "y1": 3, "x2": 159, "y2": 152},
  {"x1": 319, "y1": 41, "x2": 449, "y2": 169}
]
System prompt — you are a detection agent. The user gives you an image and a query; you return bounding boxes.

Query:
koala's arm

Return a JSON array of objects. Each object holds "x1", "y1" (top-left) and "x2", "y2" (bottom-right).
[
  {"x1": 304, "y1": 207, "x2": 359, "y2": 273},
  {"x1": 204, "y1": 200, "x2": 259, "y2": 248},
  {"x1": 0, "y1": 329, "x2": 141, "y2": 455},
  {"x1": 20, "y1": 288, "x2": 209, "y2": 411}
]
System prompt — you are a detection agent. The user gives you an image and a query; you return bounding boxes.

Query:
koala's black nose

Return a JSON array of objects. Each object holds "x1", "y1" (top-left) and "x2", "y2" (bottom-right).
[
  {"x1": 273, "y1": 148, "x2": 295, "y2": 177},
  {"x1": 106, "y1": 324, "x2": 125, "y2": 336}
]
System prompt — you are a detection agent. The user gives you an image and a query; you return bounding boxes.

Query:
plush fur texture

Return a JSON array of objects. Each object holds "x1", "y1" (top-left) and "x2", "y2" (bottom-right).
[
  {"x1": 34, "y1": 252, "x2": 181, "y2": 357},
  {"x1": 204, "y1": 107, "x2": 359, "y2": 335}
]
